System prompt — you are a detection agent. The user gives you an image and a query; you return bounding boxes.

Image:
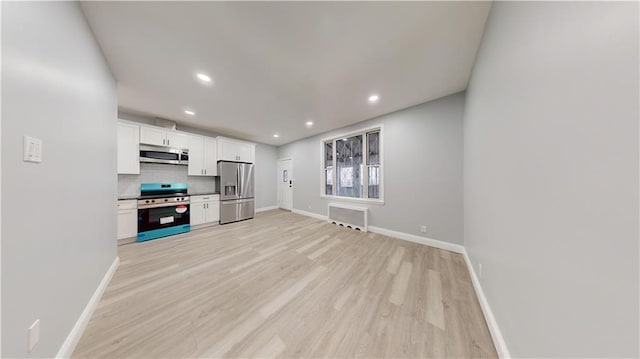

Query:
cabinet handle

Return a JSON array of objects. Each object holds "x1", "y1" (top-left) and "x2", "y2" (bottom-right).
[
  {"x1": 205, "y1": 169, "x2": 207, "y2": 175},
  {"x1": 163, "y1": 138, "x2": 166, "y2": 145},
  {"x1": 167, "y1": 139, "x2": 170, "y2": 146}
]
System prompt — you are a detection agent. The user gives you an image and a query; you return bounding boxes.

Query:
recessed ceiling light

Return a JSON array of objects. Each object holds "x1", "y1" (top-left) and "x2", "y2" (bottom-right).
[
  {"x1": 305, "y1": 121, "x2": 314, "y2": 127},
  {"x1": 184, "y1": 110, "x2": 195, "y2": 116},
  {"x1": 273, "y1": 134, "x2": 280, "y2": 138},
  {"x1": 196, "y1": 73, "x2": 211, "y2": 83},
  {"x1": 368, "y1": 94, "x2": 380, "y2": 103}
]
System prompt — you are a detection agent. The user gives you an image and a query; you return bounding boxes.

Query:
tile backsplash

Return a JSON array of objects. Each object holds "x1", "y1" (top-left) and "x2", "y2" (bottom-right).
[{"x1": 118, "y1": 163, "x2": 217, "y2": 197}]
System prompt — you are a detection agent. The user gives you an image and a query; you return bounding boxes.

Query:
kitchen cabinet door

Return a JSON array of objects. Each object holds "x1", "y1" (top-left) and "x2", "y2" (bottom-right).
[
  {"x1": 204, "y1": 201, "x2": 220, "y2": 223},
  {"x1": 190, "y1": 203, "x2": 206, "y2": 226},
  {"x1": 204, "y1": 138, "x2": 218, "y2": 176},
  {"x1": 167, "y1": 132, "x2": 189, "y2": 149},
  {"x1": 117, "y1": 209, "x2": 137, "y2": 239},
  {"x1": 217, "y1": 137, "x2": 255, "y2": 163},
  {"x1": 237, "y1": 143, "x2": 255, "y2": 163},
  {"x1": 188, "y1": 135, "x2": 205, "y2": 176},
  {"x1": 140, "y1": 126, "x2": 167, "y2": 146},
  {"x1": 218, "y1": 139, "x2": 238, "y2": 162},
  {"x1": 117, "y1": 122, "x2": 140, "y2": 174},
  {"x1": 117, "y1": 201, "x2": 138, "y2": 240}
]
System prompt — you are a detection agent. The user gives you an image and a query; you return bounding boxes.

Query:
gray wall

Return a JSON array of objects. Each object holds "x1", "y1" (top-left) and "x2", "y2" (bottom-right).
[
  {"x1": 278, "y1": 92, "x2": 464, "y2": 245},
  {"x1": 463, "y1": 2, "x2": 639, "y2": 357},
  {"x1": 254, "y1": 144, "x2": 278, "y2": 209},
  {"x1": 118, "y1": 112, "x2": 279, "y2": 209},
  {"x1": 2, "y1": 2, "x2": 118, "y2": 357}
]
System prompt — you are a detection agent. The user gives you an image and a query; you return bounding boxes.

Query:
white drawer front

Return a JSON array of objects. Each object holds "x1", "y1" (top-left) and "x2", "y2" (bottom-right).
[
  {"x1": 117, "y1": 200, "x2": 137, "y2": 210},
  {"x1": 191, "y1": 194, "x2": 220, "y2": 203}
]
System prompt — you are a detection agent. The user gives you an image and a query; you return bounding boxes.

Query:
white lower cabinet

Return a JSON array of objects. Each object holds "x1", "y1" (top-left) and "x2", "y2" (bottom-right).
[
  {"x1": 190, "y1": 195, "x2": 220, "y2": 226},
  {"x1": 117, "y1": 200, "x2": 138, "y2": 240}
]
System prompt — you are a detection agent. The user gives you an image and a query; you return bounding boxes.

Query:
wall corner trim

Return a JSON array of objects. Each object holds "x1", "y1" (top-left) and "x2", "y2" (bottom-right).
[
  {"x1": 56, "y1": 256, "x2": 120, "y2": 359},
  {"x1": 256, "y1": 205, "x2": 279, "y2": 213},
  {"x1": 462, "y1": 249, "x2": 511, "y2": 358}
]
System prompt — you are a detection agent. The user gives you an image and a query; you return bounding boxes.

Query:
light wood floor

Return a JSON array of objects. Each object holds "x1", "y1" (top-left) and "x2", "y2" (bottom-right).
[{"x1": 73, "y1": 210, "x2": 497, "y2": 358}]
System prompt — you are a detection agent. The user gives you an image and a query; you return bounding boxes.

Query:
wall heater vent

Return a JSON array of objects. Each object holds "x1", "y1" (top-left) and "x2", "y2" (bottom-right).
[{"x1": 328, "y1": 203, "x2": 368, "y2": 232}]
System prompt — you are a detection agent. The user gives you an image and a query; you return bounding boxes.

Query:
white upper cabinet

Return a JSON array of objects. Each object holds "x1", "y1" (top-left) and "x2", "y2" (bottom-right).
[
  {"x1": 188, "y1": 135, "x2": 217, "y2": 176},
  {"x1": 167, "y1": 132, "x2": 189, "y2": 149},
  {"x1": 140, "y1": 126, "x2": 189, "y2": 149},
  {"x1": 218, "y1": 137, "x2": 255, "y2": 163},
  {"x1": 188, "y1": 135, "x2": 204, "y2": 176},
  {"x1": 139, "y1": 126, "x2": 166, "y2": 147},
  {"x1": 204, "y1": 137, "x2": 218, "y2": 175},
  {"x1": 117, "y1": 121, "x2": 140, "y2": 174}
]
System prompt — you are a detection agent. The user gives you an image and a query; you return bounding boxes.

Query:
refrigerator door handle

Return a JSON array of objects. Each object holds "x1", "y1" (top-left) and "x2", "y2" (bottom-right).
[{"x1": 237, "y1": 165, "x2": 241, "y2": 199}]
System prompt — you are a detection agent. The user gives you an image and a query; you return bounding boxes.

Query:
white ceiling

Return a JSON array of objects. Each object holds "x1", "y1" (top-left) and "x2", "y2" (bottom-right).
[{"x1": 81, "y1": 1, "x2": 491, "y2": 145}]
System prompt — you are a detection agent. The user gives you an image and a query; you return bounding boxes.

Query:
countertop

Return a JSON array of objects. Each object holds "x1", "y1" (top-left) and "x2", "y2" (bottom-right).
[
  {"x1": 118, "y1": 195, "x2": 139, "y2": 201},
  {"x1": 117, "y1": 192, "x2": 219, "y2": 201}
]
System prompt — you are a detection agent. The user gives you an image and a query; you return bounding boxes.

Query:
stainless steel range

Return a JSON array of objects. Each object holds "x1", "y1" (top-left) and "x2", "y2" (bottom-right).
[{"x1": 137, "y1": 183, "x2": 190, "y2": 242}]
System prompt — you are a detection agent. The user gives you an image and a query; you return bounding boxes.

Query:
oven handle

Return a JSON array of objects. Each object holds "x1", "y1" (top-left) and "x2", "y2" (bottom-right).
[{"x1": 137, "y1": 201, "x2": 190, "y2": 210}]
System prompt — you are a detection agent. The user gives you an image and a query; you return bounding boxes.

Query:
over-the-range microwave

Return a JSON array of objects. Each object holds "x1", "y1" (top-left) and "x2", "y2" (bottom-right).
[{"x1": 139, "y1": 144, "x2": 189, "y2": 166}]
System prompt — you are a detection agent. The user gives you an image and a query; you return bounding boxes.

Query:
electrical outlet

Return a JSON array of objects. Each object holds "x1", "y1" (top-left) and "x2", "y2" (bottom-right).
[
  {"x1": 478, "y1": 263, "x2": 483, "y2": 279},
  {"x1": 28, "y1": 319, "x2": 40, "y2": 352},
  {"x1": 420, "y1": 225, "x2": 427, "y2": 233}
]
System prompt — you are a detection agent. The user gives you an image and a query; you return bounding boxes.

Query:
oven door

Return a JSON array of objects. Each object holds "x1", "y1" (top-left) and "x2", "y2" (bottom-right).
[{"x1": 138, "y1": 204, "x2": 190, "y2": 233}]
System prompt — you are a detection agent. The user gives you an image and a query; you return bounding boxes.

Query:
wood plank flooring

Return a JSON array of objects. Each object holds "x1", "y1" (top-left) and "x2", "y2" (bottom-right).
[{"x1": 72, "y1": 210, "x2": 497, "y2": 358}]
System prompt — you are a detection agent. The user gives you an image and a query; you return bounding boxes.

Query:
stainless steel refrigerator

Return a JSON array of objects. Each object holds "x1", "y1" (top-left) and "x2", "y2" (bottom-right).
[{"x1": 218, "y1": 161, "x2": 255, "y2": 224}]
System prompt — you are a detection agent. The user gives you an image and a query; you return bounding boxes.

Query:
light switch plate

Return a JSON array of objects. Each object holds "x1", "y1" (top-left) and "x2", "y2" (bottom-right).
[
  {"x1": 28, "y1": 319, "x2": 40, "y2": 352},
  {"x1": 23, "y1": 136, "x2": 42, "y2": 163}
]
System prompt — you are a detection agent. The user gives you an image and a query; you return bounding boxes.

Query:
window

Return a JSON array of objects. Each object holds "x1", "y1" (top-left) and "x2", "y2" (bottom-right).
[{"x1": 321, "y1": 126, "x2": 382, "y2": 202}]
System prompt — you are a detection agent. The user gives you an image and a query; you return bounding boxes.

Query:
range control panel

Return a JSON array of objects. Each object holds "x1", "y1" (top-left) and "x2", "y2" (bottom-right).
[{"x1": 137, "y1": 196, "x2": 190, "y2": 208}]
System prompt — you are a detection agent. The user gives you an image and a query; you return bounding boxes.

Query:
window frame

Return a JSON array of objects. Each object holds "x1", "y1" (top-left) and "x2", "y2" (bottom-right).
[{"x1": 320, "y1": 124, "x2": 384, "y2": 204}]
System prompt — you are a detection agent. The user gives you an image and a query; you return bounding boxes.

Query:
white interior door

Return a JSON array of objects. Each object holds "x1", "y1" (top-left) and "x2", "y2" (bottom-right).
[{"x1": 277, "y1": 159, "x2": 293, "y2": 210}]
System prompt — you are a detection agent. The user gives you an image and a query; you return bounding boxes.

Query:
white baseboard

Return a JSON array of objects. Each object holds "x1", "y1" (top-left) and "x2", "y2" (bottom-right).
[
  {"x1": 462, "y1": 249, "x2": 511, "y2": 358},
  {"x1": 56, "y1": 256, "x2": 120, "y2": 358},
  {"x1": 291, "y1": 208, "x2": 328, "y2": 221},
  {"x1": 256, "y1": 205, "x2": 279, "y2": 213},
  {"x1": 290, "y1": 208, "x2": 464, "y2": 254},
  {"x1": 368, "y1": 226, "x2": 465, "y2": 254}
]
